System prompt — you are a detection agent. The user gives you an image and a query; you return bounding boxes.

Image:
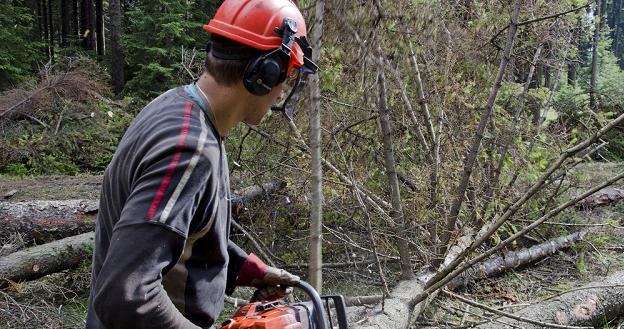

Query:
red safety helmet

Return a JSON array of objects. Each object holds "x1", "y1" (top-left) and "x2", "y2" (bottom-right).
[{"x1": 203, "y1": 0, "x2": 316, "y2": 76}]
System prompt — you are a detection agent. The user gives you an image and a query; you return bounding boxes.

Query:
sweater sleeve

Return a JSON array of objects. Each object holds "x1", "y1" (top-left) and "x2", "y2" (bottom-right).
[
  {"x1": 92, "y1": 223, "x2": 201, "y2": 329},
  {"x1": 225, "y1": 240, "x2": 248, "y2": 295}
]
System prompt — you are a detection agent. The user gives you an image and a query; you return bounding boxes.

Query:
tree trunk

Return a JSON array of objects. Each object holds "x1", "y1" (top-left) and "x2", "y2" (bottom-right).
[
  {"x1": 474, "y1": 270, "x2": 624, "y2": 329},
  {"x1": 567, "y1": 62, "x2": 576, "y2": 85},
  {"x1": 0, "y1": 232, "x2": 94, "y2": 287},
  {"x1": 532, "y1": 62, "x2": 542, "y2": 89},
  {"x1": 80, "y1": 0, "x2": 95, "y2": 50},
  {"x1": 377, "y1": 58, "x2": 413, "y2": 280},
  {"x1": 109, "y1": 0, "x2": 124, "y2": 94},
  {"x1": 307, "y1": 0, "x2": 325, "y2": 293},
  {"x1": 407, "y1": 42, "x2": 438, "y2": 208},
  {"x1": 590, "y1": 0, "x2": 602, "y2": 110},
  {"x1": 614, "y1": 0, "x2": 623, "y2": 68},
  {"x1": 72, "y1": 0, "x2": 79, "y2": 43},
  {"x1": 447, "y1": 230, "x2": 587, "y2": 290},
  {"x1": 29, "y1": 0, "x2": 42, "y2": 40},
  {"x1": 47, "y1": 0, "x2": 54, "y2": 61},
  {"x1": 0, "y1": 200, "x2": 97, "y2": 244},
  {"x1": 95, "y1": 0, "x2": 104, "y2": 58},
  {"x1": 41, "y1": 0, "x2": 49, "y2": 58},
  {"x1": 609, "y1": 0, "x2": 617, "y2": 33},
  {"x1": 35, "y1": 0, "x2": 43, "y2": 40},
  {"x1": 0, "y1": 181, "x2": 285, "y2": 245},
  {"x1": 473, "y1": 44, "x2": 543, "y2": 229},
  {"x1": 350, "y1": 278, "x2": 426, "y2": 329},
  {"x1": 436, "y1": 1, "x2": 522, "y2": 267},
  {"x1": 543, "y1": 64, "x2": 551, "y2": 89},
  {"x1": 345, "y1": 230, "x2": 590, "y2": 307},
  {"x1": 60, "y1": 0, "x2": 71, "y2": 47}
]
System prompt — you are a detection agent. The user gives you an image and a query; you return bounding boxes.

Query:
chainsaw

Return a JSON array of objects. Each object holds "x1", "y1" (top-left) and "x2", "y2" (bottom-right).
[{"x1": 220, "y1": 281, "x2": 348, "y2": 329}]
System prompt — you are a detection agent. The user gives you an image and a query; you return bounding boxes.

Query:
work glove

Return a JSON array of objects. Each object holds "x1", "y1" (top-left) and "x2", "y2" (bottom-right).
[
  {"x1": 250, "y1": 286, "x2": 293, "y2": 302},
  {"x1": 236, "y1": 253, "x2": 299, "y2": 300}
]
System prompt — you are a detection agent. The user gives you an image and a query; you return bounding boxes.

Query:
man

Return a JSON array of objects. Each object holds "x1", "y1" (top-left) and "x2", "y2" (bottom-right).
[{"x1": 85, "y1": 0, "x2": 318, "y2": 328}]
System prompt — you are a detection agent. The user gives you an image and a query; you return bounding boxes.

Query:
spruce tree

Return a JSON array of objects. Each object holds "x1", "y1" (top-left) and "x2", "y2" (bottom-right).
[{"x1": 123, "y1": 0, "x2": 218, "y2": 99}]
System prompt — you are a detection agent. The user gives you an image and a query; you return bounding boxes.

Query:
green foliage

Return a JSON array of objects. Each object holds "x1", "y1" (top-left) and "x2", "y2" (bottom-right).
[
  {"x1": 596, "y1": 45, "x2": 624, "y2": 113},
  {"x1": 0, "y1": 0, "x2": 42, "y2": 90},
  {"x1": 123, "y1": 0, "x2": 219, "y2": 99},
  {"x1": 551, "y1": 24, "x2": 624, "y2": 159},
  {"x1": 320, "y1": 45, "x2": 345, "y2": 93},
  {"x1": 554, "y1": 83, "x2": 589, "y2": 125},
  {"x1": 575, "y1": 251, "x2": 587, "y2": 274},
  {"x1": 1, "y1": 104, "x2": 135, "y2": 176}
]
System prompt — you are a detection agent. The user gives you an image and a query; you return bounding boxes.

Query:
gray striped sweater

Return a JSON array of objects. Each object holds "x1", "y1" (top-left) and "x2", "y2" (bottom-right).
[{"x1": 86, "y1": 85, "x2": 247, "y2": 329}]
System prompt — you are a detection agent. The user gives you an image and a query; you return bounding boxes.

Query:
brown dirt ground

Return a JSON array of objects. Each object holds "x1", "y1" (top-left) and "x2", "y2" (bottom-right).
[{"x1": 0, "y1": 175, "x2": 103, "y2": 201}]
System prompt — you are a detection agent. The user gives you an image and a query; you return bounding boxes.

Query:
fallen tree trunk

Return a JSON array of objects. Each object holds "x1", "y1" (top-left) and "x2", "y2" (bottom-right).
[
  {"x1": 474, "y1": 270, "x2": 624, "y2": 329},
  {"x1": 0, "y1": 181, "x2": 286, "y2": 245},
  {"x1": 0, "y1": 200, "x2": 98, "y2": 244},
  {"x1": 574, "y1": 187, "x2": 624, "y2": 210},
  {"x1": 349, "y1": 279, "x2": 425, "y2": 329},
  {"x1": 348, "y1": 230, "x2": 589, "y2": 327},
  {"x1": 447, "y1": 230, "x2": 587, "y2": 290},
  {"x1": 0, "y1": 232, "x2": 94, "y2": 287},
  {"x1": 0, "y1": 181, "x2": 286, "y2": 285}
]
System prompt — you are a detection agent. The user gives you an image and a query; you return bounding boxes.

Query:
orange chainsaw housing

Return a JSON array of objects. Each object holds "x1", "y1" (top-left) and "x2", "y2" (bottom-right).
[{"x1": 220, "y1": 301, "x2": 310, "y2": 329}]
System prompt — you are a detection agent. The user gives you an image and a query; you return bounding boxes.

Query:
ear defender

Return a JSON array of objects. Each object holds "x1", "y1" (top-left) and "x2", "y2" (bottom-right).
[
  {"x1": 242, "y1": 18, "x2": 298, "y2": 96},
  {"x1": 243, "y1": 54, "x2": 286, "y2": 96}
]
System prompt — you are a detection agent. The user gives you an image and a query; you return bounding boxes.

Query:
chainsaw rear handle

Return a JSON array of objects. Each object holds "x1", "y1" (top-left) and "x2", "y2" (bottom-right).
[{"x1": 295, "y1": 281, "x2": 329, "y2": 329}]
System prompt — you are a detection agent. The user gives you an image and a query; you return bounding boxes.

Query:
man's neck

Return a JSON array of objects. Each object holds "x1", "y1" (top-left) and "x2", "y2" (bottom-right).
[{"x1": 195, "y1": 72, "x2": 249, "y2": 137}]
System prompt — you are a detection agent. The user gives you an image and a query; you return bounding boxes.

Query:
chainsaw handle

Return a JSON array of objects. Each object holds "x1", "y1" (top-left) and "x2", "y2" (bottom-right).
[{"x1": 295, "y1": 281, "x2": 329, "y2": 329}]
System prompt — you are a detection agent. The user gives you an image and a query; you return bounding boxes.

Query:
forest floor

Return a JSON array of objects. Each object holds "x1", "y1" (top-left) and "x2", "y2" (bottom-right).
[
  {"x1": 0, "y1": 162, "x2": 623, "y2": 328},
  {"x1": 421, "y1": 162, "x2": 624, "y2": 328}
]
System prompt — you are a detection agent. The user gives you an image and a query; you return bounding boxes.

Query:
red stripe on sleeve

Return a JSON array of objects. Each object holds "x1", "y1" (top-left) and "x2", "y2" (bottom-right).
[{"x1": 147, "y1": 101, "x2": 194, "y2": 221}]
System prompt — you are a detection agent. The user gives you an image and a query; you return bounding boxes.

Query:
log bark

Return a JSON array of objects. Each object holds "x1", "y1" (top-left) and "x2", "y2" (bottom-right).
[
  {"x1": 346, "y1": 230, "x2": 588, "y2": 313},
  {"x1": 447, "y1": 230, "x2": 587, "y2": 290},
  {"x1": 350, "y1": 279, "x2": 425, "y2": 329},
  {"x1": 0, "y1": 199, "x2": 97, "y2": 244},
  {"x1": 474, "y1": 271, "x2": 624, "y2": 329},
  {"x1": 0, "y1": 181, "x2": 286, "y2": 245},
  {"x1": 377, "y1": 53, "x2": 413, "y2": 280},
  {"x1": 109, "y1": 0, "x2": 124, "y2": 94},
  {"x1": 0, "y1": 232, "x2": 94, "y2": 287},
  {"x1": 308, "y1": 0, "x2": 325, "y2": 294},
  {"x1": 574, "y1": 187, "x2": 624, "y2": 210}
]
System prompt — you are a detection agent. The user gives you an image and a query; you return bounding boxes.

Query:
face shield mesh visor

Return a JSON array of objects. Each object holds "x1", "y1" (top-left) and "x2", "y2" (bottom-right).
[
  {"x1": 271, "y1": 67, "x2": 308, "y2": 120},
  {"x1": 270, "y1": 35, "x2": 318, "y2": 120}
]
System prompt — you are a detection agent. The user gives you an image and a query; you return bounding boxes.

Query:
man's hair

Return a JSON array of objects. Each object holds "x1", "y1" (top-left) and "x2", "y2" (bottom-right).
[{"x1": 204, "y1": 35, "x2": 261, "y2": 86}]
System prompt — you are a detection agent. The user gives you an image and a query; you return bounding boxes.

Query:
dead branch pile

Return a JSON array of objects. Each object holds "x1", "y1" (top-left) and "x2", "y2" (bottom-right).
[
  {"x1": 0, "y1": 57, "x2": 110, "y2": 167},
  {"x1": 0, "y1": 58, "x2": 109, "y2": 124}
]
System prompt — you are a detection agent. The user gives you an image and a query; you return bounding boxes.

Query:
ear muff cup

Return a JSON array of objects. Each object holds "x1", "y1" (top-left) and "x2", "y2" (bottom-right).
[{"x1": 243, "y1": 55, "x2": 286, "y2": 96}]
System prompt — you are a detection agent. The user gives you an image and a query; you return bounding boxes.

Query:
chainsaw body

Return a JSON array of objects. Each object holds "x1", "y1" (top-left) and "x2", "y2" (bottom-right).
[{"x1": 220, "y1": 281, "x2": 348, "y2": 329}]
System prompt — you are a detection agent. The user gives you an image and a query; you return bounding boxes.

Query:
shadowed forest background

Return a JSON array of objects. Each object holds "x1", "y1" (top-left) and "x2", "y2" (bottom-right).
[{"x1": 1, "y1": 0, "x2": 624, "y2": 328}]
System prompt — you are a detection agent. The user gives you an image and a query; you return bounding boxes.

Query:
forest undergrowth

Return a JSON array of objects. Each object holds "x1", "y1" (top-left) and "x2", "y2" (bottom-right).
[{"x1": 0, "y1": 163, "x2": 622, "y2": 328}]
